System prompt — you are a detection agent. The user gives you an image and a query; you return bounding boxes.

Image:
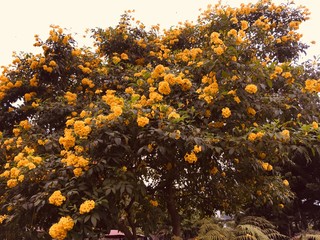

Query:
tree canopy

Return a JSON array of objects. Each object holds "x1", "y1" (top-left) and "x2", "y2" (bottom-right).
[{"x1": 0, "y1": 0, "x2": 320, "y2": 239}]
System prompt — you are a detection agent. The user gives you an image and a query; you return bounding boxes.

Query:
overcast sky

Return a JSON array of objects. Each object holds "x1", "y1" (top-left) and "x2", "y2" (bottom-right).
[{"x1": 0, "y1": 0, "x2": 319, "y2": 67}]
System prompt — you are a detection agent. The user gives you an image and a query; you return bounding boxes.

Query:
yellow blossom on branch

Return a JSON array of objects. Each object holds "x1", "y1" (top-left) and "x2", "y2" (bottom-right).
[
  {"x1": 137, "y1": 116, "x2": 149, "y2": 127},
  {"x1": 79, "y1": 200, "x2": 95, "y2": 214},
  {"x1": 49, "y1": 190, "x2": 66, "y2": 206},
  {"x1": 49, "y1": 216, "x2": 74, "y2": 240},
  {"x1": 312, "y1": 121, "x2": 318, "y2": 130},
  {"x1": 0, "y1": 215, "x2": 8, "y2": 224},
  {"x1": 150, "y1": 200, "x2": 159, "y2": 207},
  {"x1": 245, "y1": 84, "x2": 258, "y2": 94},
  {"x1": 184, "y1": 152, "x2": 197, "y2": 163},
  {"x1": 221, "y1": 107, "x2": 231, "y2": 118},
  {"x1": 283, "y1": 179, "x2": 289, "y2": 187},
  {"x1": 158, "y1": 81, "x2": 171, "y2": 95},
  {"x1": 73, "y1": 120, "x2": 91, "y2": 138},
  {"x1": 280, "y1": 129, "x2": 290, "y2": 141},
  {"x1": 64, "y1": 91, "x2": 77, "y2": 105}
]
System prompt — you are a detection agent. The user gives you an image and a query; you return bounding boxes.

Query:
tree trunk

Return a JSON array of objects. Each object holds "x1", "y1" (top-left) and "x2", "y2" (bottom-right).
[{"x1": 166, "y1": 183, "x2": 182, "y2": 238}]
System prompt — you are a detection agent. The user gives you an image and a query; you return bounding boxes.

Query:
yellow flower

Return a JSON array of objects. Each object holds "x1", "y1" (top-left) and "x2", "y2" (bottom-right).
[
  {"x1": 184, "y1": 152, "x2": 197, "y2": 163},
  {"x1": 0, "y1": 215, "x2": 8, "y2": 224},
  {"x1": 49, "y1": 216, "x2": 74, "y2": 240},
  {"x1": 241, "y1": 20, "x2": 249, "y2": 30},
  {"x1": 59, "y1": 129, "x2": 76, "y2": 150},
  {"x1": 79, "y1": 200, "x2": 95, "y2": 214},
  {"x1": 73, "y1": 168, "x2": 83, "y2": 177},
  {"x1": 7, "y1": 179, "x2": 18, "y2": 188},
  {"x1": 150, "y1": 200, "x2": 159, "y2": 207},
  {"x1": 151, "y1": 64, "x2": 166, "y2": 78},
  {"x1": 49, "y1": 190, "x2": 66, "y2": 206},
  {"x1": 73, "y1": 120, "x2": 91, "y2": 138},
  {"x1": 227, "y1": 29, "x2": 237, "y2": 37},
  {"x1": 158, "y1": 81, "x2": 171, "y2": 95},
  {"x1": 120, "y1": 53, "x2": 129, "y2": 60},
  {"x1": 234, "y1": 96, "x2": 241, "y2": 103},
  {"x1": 248, "y1": 133, "x2": 257, "y2": 142},
  {"x1": 64, "y1": 91, "x2": 77, "y2": 105},
  {"x1": 213, "y1": 46, "x2": 224, "y2": 55},
  {"x1": 274, "y1": 66, "x2": 283, "y2": 74},
  {"x1": 312, "y1": 121, "x2": 318, "y2": 130},
  {"x1": 261, "y1": 162, "x2": 273, "y2": 171},
  {"x1": 283, "y1": 179, "x2": 289, "y2": 187},
  {"x1": 245, "y1": 84, "x2": 258, "y2": 94},
  {"x1": 259, "y1": 152, "x2": 266, "y2": 159},
  {"x1": 280, "y1": 129, "x2": 290, "y2": 141},
  {"x1": 168, "y1": 111, "x2": 180, "y2": 120},
  {"x1": 121, "y1": 166, "x2": 127, "y2": 172},
  {"x1": 221, "y1": 107, "x2": 231, "y2": 118},
  {"x1": 49, "y1": 60, "x2": 57, "y2": 67},
  {"x1": 247, "y1": 107, "x2": 256, "y2": 116},
  {"x1": 112, "y1": 56, "x2": 121, "y2": 64},
  {"x1": 137, "y1": 116, "x2": 149, "y2": 127},
  {"x1": 24, "y1": 93, "x2": 32, "y2": 102},
  {"x1": 19, "y1": 120, "x2": 31, "y2": 130},
  {"x1": 193, "y1": 145, "x2": 202, "y2": 153}
]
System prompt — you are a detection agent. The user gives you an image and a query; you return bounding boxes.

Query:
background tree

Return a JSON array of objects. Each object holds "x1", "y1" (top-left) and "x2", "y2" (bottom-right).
[{"x1": 0, "y1": 0, "x2": 319, "y2": 239}]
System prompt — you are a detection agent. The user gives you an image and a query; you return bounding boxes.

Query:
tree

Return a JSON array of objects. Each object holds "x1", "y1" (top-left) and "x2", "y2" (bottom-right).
[{"x1": 0, "y1": 0, "x2": 319, "y2": 239}]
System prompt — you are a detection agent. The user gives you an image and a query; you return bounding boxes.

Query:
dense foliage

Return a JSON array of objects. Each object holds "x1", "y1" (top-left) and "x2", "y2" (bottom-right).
[{"x1": 0, "y1": 0, "x2": 319, "y2": 239}]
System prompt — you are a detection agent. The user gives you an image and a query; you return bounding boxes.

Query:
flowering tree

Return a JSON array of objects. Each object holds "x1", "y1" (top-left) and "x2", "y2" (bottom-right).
[{"x1": 0, "y1": 0, "x2": 319, "y2": 239}]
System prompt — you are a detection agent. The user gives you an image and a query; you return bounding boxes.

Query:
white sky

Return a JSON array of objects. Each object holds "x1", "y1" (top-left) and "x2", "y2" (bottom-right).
[{"x1": 0, "y1": 0, "x2": 319, "y2": 67}]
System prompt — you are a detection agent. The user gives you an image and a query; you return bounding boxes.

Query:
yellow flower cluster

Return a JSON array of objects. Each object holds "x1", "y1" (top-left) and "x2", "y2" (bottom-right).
[
  {"x1": 283, "y1": 179, "x2": 289, "y2": 187},
  {"x1": 175, "y1": 48, "x2": 202, "y2": 62},
  {"x1": 81, "y1": 78, "x2": 95, "y2": 88},
  {"x1": 43, "y1": 64, "x2": 54, "y2": 73},
  {"x1": 19, "y1": 120, "x2": 31, "y2": 130},
  {"x1": 0, "y1": 214, "x2": 8, "y2": 224},
  {"x1": 261, "y1": 161, "x2": 273, "y2": 171},
  {"x1": 78, "y1": 64, "x2": 92, "y2": 74},
  {"x1": 64, "y1": 91, "x2": 77, "y2": 105},
  {"x1": 247, "y1": 132, "x2": 264, "y2": 141},
  {"x1": 193, "y1": 145, "x2": 202, "y2": 153},
  {"x1": 247, "y1": 107, "x2": 256, "y2": 116},
  {"x1": 312, "y1": 121, "x2": 318, "y2": 130},
  {"x1": 79, "y1": 200, "x2": 95, "y2": 214},
  {"x1": 151, "y1": 64, "x2": 167, "y2": 78},
  {"x1": 137, "y1": 116, "x2": 149, "y2": 127},
  {"x1": 150, "y1": 200, "x2": 159, "y2": 207},
  {"x1": 245, "y1": 84, "x2": 258, "y2": 94},
  {"x1": 198, "y1": 74, "x2": 219, "y2": 103},
  {"x1": 112, "y1": 56, "x2": 121, "y2": 64},
  {"x1": 61, "y1": 151, "x2": 89, "y2": 171},
  {"x1": 49, "y1": 190, "x2": 66, "y2": 206},
  {"x1": 168, "y1": 111, "x2": 180, "y2": 120},
  {"x1": 73, "y1": 120, "x2": 91, "y2": 138},
  {"x1": 184, "y1": 145, "x2": 201, "y2": 164},
  {"x1": 120, "y1": 53, "x2": 129, "y2": 60},
  {"x1": 184, "y1": 152, "x2": 197, "y2": 164},
  {"x1": 304, "y1": 79, "x2": 320, "y2": 93},
  {"x1": 49, "y1": 216, "x2": 74, "y2": 240},
  {"x1": 221, "y1": 107, "x2": 231, "y2": 118},
  {"x1": 280, "y1": 129, "x2": 290, "y2": 141},
  {"x1": 59, "y1": 129, "x2": 75, "y2": 150},
  {"x1": 158, "y1": 81, "x2": 171, "y2": 95},
  {"x1": 102, "y1": 90, "x2": 124, "y2": 121}
]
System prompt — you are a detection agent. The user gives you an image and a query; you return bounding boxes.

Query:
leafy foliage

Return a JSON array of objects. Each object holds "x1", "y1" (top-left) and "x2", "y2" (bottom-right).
[{"x1": 234, "y1": 216, "x2": 288, "y2": 240}]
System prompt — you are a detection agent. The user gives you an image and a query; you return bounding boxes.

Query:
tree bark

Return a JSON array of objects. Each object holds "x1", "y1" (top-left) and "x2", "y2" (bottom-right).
[{"x1": 166, "y1": 183, "x2": 182, "y2": 238}]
